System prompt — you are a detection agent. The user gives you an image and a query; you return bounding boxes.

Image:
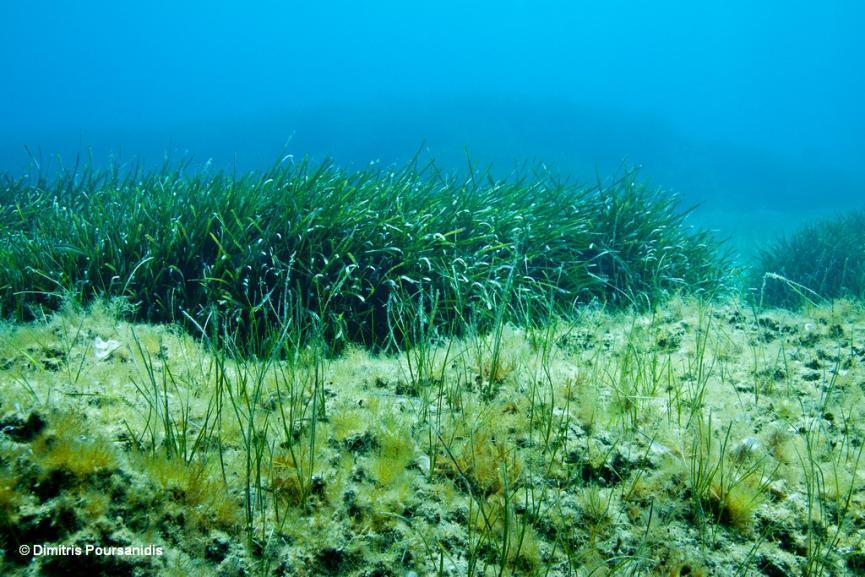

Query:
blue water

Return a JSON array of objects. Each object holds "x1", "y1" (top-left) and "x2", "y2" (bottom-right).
[{"x1": 2, "y1": 1, "x2": 863, "y2": 243}]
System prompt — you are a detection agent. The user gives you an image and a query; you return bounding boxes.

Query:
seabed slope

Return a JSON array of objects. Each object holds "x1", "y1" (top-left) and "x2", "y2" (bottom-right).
[{"x1": 1, "y1": 298, "x2": 864, "y2": 576}]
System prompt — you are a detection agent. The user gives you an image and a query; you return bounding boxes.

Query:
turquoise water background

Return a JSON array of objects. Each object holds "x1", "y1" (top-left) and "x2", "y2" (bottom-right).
[{"x1": 2, "y1": 1, "x2": 863, "y2": 250}]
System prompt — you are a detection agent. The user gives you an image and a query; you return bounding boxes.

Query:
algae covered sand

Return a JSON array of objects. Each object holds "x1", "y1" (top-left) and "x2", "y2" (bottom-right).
[
  {"x1": 1, "y1": 297, "x2": 864, "y2": 576},
  {"x1": 1, "y1": 160, "x2": 863, "y2": 576}
]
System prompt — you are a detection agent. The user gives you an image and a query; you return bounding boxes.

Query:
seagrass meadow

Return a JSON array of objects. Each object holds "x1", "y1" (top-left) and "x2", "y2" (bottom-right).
[
  {"x1": 0, "y1": 158, "x2": 725, "y2": 348},
  {"x1": 752, "y1": 209, "x2": 865, "y2": 309},
  {"x1": 1, "y1": 159, "x2": 864, "y2": 577}
]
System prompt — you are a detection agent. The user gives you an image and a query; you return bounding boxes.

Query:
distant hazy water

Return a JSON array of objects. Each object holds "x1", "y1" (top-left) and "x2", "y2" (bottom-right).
[{"x1": 2, "y1": 1, "x2": 863, "y2": 258}]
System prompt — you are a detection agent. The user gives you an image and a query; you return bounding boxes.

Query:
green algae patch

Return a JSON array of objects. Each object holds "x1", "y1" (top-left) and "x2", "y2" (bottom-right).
[{"x1": 1, "y1": 298, "x2": 865, "y2": 576}]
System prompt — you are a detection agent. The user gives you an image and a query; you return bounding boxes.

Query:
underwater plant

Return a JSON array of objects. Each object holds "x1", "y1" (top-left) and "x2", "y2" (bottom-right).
[
  {"x1": 0, "y1": 158, "x2": 728, "y2": 350},
  {"x1": 754, "y1": 208, "x2": 865, "y2": 307},
  {"x1": 9, "y1": 152, "x2": 865, "y2": 577}
]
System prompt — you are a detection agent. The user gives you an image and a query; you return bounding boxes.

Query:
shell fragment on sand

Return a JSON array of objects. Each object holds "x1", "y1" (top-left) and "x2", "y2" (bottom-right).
[{"x1": 93, "y1": 337, "x2": 122, "y2": 361}]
